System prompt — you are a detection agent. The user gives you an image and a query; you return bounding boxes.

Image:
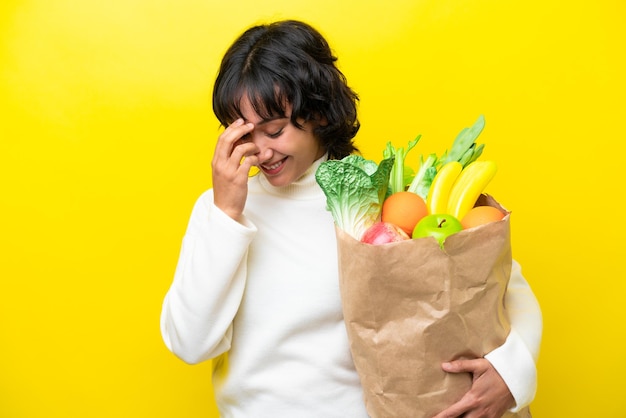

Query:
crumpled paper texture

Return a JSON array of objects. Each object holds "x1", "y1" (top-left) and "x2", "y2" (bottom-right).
[{"x1": 336, "y1": 194, "x2": 530, "y2": 418}]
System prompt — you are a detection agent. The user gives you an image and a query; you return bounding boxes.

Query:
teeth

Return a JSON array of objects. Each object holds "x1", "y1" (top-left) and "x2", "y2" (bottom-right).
[{"x1": 265, "y1": 161, "x2": 282, "y2": 170}]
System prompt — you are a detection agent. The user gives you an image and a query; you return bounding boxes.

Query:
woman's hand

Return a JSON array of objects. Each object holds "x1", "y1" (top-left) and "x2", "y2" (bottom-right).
[
  {"x1": 431, "y1": 358, "x2": 515, "y2": 418},
  {"x1": 211, "y1": 119, "x2": 258, "y2": 221}
]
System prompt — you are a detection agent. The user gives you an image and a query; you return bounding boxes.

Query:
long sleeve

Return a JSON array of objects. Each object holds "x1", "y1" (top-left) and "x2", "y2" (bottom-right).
[
  {"x1": 159, "y1": 160, "x2": 370, "y2": 417},
  {"x1": 485, "y1": 260, "x2": 543, "y2": 412},
  {"x1": 160, "y1": 191, "x2": 257, "y2": 364}
]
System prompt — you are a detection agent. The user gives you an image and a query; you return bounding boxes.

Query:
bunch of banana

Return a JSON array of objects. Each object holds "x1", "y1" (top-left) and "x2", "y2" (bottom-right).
[
  {"x1": 426, "y1": 161, "x2": 462, "y2": 215},
  {"x1": 426, "y1": 160, "x2": 497, "y2": 220}
]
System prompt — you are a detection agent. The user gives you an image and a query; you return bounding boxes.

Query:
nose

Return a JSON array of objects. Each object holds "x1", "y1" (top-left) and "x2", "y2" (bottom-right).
[{"x1": 250, "y1": 131, "x2": 273, "y2": 162}]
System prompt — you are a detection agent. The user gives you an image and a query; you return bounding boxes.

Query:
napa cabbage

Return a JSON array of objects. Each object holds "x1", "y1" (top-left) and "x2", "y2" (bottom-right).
[{"x1": 315, "y1": 155, "x2": 394, "y2": 240}]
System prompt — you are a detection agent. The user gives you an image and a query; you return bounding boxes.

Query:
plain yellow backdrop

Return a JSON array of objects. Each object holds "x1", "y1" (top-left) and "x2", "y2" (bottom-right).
[{"x1": 1, "y1": 0, "x2": 624, "y2": 417}]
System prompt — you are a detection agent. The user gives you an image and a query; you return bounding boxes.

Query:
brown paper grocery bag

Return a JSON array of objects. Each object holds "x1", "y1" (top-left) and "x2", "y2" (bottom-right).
[{"x1": 336, "y1": 194, "x2": 530, "y2": 418}]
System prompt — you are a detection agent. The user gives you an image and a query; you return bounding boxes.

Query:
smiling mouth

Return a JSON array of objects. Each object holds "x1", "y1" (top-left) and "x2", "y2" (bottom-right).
[{"x1": 260, "y1": 158, "x2": 287, "y2": 175}]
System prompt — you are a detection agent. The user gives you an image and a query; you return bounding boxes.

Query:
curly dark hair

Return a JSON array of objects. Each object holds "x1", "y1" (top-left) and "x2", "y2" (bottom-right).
[{"x1": 212, "y1": 20, "x2": 360, "y2": 159}]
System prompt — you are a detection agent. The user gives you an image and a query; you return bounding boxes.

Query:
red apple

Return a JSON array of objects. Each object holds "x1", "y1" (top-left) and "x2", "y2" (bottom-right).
[
  {"x1": 361, "y1": 222, "x2": 410, "y2": 245},
  {"x1": 412, "y1": 214, "x2": 462, "y2": 248}
]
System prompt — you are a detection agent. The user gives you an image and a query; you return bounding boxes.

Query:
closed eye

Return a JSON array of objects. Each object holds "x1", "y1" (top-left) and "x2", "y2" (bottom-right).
[{"x1": 267, "y1": 128, "x2": 284, "y2": 139}]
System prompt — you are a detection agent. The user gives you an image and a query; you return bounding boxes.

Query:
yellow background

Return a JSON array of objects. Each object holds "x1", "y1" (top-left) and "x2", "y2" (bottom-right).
[{"x1": 1, "y1": 0, "x2": 624, "y2": 417}]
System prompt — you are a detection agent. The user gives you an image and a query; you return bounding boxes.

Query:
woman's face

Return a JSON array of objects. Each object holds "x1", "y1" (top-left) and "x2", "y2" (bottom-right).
[{"x1": 239, "y1": 95, "x2": 325, "y2": 187}]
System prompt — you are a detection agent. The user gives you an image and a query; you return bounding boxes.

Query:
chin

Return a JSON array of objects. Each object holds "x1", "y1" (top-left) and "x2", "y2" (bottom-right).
[{"x1": 263, "y1": 173, "x2": 293, "y2": 188}]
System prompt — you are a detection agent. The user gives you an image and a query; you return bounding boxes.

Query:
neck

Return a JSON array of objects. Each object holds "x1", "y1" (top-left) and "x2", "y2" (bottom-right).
[{"x1": 257, "y1": 155, "x2": 328, "y2": 199}]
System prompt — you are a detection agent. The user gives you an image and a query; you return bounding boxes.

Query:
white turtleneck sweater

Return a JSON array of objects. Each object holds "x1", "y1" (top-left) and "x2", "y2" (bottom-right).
[{"x1": 160, "y1": 157, "x2": 542, "y2": 417}]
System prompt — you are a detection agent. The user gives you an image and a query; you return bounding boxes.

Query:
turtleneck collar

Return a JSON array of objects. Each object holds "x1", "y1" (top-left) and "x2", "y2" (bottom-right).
[{"x1": 256, "y1": 154, "x2": 328, "y2": 200}]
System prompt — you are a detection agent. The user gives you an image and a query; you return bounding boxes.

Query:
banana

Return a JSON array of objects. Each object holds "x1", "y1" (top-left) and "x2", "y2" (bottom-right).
[
  {"x1": 446, "y1": 160, "x2": 497, "y2": 220},
  {"x1": 426, "y1": 161, "x2": 462, "y2": 214}
]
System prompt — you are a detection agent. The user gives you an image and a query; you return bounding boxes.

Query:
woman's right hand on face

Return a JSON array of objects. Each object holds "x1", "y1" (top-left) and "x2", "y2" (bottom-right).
[{"x1": 211, "y1": 119, "x2": 259, "y2": 221}]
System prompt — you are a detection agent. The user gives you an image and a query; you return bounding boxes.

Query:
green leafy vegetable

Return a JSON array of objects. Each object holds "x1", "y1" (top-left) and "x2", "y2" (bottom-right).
[
  {"x1": 383, "y1": 135, "x2": 421, "y2": 195},
  {"x1": 316, "y1": 155, "x2": 395, "y2": 240},
  {"x1": 340, "y1": 154, "x2": 380, "y2": 176},
  {"x1": 407, "y1": 115, "x2": 487, "y2": 200},
  {"x1": 441, "y1": 115, "x2": 485, "y2": 165},
  {"x1": 407, "y1": 153, "x2": 439, "y2": 200}
]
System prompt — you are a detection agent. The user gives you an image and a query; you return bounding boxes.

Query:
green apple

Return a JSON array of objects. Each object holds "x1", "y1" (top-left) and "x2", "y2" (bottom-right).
[{"x1": 412, "y1": 214, "x2": 462, "y2": 248}]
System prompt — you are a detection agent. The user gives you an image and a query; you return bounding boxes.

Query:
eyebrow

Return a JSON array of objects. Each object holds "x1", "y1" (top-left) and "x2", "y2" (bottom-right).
[{"x1": 247, "y1": 115, "x2": 289, "y2": 126}]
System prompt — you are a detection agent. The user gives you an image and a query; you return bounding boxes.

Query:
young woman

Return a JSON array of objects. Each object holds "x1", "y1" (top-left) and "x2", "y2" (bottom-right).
[{"x1": 160, "y1": 19, "x2": 542, "y2": 418}]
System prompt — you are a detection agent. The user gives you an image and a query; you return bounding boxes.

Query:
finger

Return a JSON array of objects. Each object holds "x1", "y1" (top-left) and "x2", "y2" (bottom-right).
[
  {"x1": 442, "y1": 358, "x2": 487, "y2": 374},
  {"x1": 229, "y1": 140, "x2": 259, "y2": 164},
  {"x1": 216, "y1": 120, "x2": 251, "y2": 159},
  {"x1": 215, "y1": 119, "x2": 254, "y2": 160},
  {"x1": 431, "y1": 396, "x2": 472, "y2": 418},
  {"x1": 213, "y1": 131, "x2": 258, "y2": 179},
  {"x1": 239, "y1": 153, "x2": 260, "y2": 172}
]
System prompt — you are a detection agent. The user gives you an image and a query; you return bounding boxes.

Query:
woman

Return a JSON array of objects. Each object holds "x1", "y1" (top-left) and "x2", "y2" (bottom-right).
[{"x1": 160, "y1": 19, "x2": 542, "y2": 417}]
